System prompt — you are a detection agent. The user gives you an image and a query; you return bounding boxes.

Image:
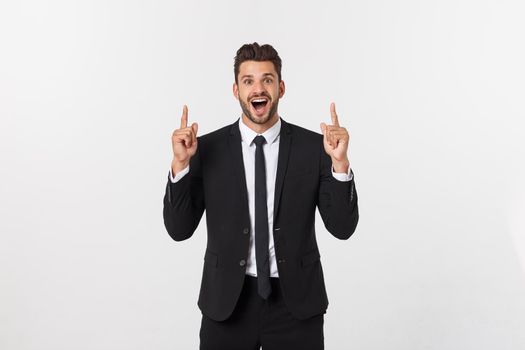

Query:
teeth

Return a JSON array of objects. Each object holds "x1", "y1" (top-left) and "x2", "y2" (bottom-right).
[{"x1": 252, "y1": 98, "x2": 267, "y2": 103}]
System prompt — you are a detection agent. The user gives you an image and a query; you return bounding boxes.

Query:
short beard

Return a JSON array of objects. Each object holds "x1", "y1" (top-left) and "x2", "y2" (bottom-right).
[{"x1": 239, "y1": 98, "x2": 279, "y2": 125}]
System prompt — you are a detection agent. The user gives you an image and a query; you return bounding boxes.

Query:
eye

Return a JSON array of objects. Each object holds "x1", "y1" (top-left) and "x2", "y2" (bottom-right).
[
  {"x1": 244, "y1": 79, "x2": 252, "y2": 85},
  {"x1": 264, "y1": 78, "x2": 273, "y2": 84}
]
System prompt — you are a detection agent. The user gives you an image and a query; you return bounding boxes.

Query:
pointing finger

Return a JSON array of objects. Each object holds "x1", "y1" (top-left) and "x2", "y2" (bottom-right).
[
  {"x1": 180, "y1": 105, "x2": 188, "y2": 129},
  {"x1": 330, "y1": 102, "x2": 339, "y2": 127}
]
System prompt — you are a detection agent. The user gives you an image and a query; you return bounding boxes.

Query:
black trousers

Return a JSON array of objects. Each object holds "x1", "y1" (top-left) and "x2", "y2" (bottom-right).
[{"x1": 199, "y1": 275, "x2": 324, "y2": 350}]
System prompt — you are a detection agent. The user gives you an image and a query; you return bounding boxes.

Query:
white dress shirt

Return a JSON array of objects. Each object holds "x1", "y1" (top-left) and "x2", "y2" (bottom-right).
[{"x1": 169, "y1": 117, "x2": 353, "y2": 277}]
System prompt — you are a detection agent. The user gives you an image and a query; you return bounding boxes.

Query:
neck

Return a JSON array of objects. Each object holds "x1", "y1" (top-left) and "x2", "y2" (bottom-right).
[{"x1": 241, "y1": 113, "x2": 279, "y2": 134}]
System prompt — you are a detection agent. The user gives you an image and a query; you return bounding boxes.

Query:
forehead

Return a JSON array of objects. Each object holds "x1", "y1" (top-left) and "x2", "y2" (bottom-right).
[{"x1": 238, "y1": 60, "x2": 277, "y2": 78}]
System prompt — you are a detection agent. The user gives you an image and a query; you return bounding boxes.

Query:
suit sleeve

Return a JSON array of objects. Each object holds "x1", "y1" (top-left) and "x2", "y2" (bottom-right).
[
  {"x1": 162, "y1": 143, "x2": 205, "y2": 241},
  {"x1": 331, "y1": 165, "x2": 353, "y2": 181},
  {"x1": 316, "y1": 139, "x2": 359, "y2": 240},
  {"x1": 169, "y1": 165, "x2": 190, "y2": 183}
]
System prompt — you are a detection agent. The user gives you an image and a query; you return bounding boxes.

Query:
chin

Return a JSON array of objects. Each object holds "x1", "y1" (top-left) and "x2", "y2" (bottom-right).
[{"x1": 250, "y1": 114, "x2": 272, "y2": 125}]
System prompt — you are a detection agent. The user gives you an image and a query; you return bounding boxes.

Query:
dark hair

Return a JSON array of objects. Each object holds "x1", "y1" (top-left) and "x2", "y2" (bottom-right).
[{"x1": 234, "y1": 42, "x2": 282, "y2": 83}]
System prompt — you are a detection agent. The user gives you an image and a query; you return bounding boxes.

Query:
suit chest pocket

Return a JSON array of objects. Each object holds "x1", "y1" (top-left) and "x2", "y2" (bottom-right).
[{"x1": 286, "y1": 167, "x2": 313, "y2": 179}]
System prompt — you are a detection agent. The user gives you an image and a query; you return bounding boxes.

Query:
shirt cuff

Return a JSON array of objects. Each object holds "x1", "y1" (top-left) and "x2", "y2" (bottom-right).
[
  {"x1": 331, "y1": 165, "x2": 353, "y2": 182},
  {"x1": 169, "y1": 165, "x2": 190, "y2": 183}
]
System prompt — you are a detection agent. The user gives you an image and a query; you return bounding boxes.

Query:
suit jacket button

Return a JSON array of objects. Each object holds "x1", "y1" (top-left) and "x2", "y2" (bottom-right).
[
  {"x1": 243, "y1": 228, "x2": 250, "y2": 234},
  {"x1": 239, "y1": 259, "x2": 246, "y2": 266},
  {"x1": 278, "y1": 259, "x2": 286, "y2": 263}
]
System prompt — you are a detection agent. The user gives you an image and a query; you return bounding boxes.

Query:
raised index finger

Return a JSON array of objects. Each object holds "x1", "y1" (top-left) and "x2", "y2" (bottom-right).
[
  {"x1": 180, "y1": 105, "x2": 188, "y2": 129},
  {"x1": 330, "y1": 102, "x2": 340, "y2": 126}
]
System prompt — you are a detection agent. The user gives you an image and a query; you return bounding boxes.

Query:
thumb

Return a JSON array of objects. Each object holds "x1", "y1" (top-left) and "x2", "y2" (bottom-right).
[
  {"x1": 320, "y1": 123, "x2": 328, "y2": 143},
  {"x1": 192, "y1": 122, "x2": 199, "y2": 135},
  {"x1": 320, "y1": 122, "x2": 331, "y2": 147}
]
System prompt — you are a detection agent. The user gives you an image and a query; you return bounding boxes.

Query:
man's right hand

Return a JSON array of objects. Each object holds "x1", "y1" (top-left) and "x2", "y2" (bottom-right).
[{"x1": 171, "y1": 105, "x2": 198, "y2": 174}]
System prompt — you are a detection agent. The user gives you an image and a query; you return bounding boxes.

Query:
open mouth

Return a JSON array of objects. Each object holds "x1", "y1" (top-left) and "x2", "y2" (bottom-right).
[{"x1": 250, "y1": 97, "x2": 269, "y2": 115}]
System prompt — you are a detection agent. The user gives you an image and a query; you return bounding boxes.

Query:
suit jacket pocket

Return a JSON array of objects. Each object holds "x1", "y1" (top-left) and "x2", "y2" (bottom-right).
[
  {"x1": 301, "y1": 249, "x2": 320, "y2": 267},
  {"x1": 286, "y1": 167, "x2": 313, "y2": 179},
  {"x1": 204, "y1": 249, "x2": 218, "y2": 267}
]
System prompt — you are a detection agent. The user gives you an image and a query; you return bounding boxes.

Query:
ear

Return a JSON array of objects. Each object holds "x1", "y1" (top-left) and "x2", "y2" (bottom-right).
[
  {"x1": 279, "y1": 80, "x2": 285, "y2": 98},
  {"x1": 233, "y1": 82, "x2": 239, "y2": 99}
]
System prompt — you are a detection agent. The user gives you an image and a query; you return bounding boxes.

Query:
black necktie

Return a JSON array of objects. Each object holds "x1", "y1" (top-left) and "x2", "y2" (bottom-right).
[{"x1": 253, "y1": 135, "x2": 272, "y2": 299}]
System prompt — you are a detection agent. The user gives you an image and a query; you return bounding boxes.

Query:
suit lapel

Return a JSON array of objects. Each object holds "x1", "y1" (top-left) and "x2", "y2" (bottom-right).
[
  {"x1": 228, "y1": 119, "x2": 250, "y2": 210},
  {"x1": 273, "y1": 118, "x2": 292, "y2": 222}
]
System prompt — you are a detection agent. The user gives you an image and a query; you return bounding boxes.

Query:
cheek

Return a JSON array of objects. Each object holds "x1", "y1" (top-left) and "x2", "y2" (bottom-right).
[
  {"x1": 240, "y1": 93, "x2": 250, "y2": 105},
  {"x1": 235, "y1": 86, "x2": 245, "y2": 98}
]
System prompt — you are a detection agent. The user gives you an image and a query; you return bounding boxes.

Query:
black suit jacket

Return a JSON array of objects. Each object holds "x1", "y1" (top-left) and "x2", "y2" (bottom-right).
[{"x1": 163, "y1": 118, "x2": 359, "y2": 321}]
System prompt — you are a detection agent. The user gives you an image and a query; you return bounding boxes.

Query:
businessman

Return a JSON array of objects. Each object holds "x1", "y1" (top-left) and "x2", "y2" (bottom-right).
[{"x1": 163, "y1": 43, "x2": 359, "y2": 350}]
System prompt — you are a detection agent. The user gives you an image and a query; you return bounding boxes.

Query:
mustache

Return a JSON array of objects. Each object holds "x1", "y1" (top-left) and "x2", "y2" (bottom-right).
[{"x1": 248, "y1": 93, "x2": 271, "y2": 100}]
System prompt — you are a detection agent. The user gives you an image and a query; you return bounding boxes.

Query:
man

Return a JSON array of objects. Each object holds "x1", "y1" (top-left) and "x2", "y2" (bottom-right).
[{"x1": 163, "y1": 42, "x2": 359, "y2": 350}]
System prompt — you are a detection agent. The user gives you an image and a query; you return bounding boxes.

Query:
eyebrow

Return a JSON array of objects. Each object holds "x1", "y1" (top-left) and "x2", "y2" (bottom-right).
[{"x1": 240, "y1": 73, "x2": 276, "y2": 80}]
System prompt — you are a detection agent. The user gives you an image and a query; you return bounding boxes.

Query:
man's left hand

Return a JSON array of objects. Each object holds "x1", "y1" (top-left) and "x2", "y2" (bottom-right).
[{"x1": 320, "y1": 102, "x2": 350, "y2": 173}]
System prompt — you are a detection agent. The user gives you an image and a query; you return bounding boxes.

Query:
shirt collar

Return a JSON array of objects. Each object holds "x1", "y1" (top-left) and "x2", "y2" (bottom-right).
[{"x1": 239, "y1": 116, "x2": 281, "y2": 146}]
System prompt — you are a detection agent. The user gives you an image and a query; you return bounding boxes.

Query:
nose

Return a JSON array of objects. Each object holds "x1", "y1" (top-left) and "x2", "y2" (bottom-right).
[{"x1": 252, "y1": 80, "x2": 266, "y2": 94}]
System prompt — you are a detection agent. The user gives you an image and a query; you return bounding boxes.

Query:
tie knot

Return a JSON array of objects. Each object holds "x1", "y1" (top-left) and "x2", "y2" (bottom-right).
[{"x1": 253, "y1": 135, "x2": 266, "y2": 147}]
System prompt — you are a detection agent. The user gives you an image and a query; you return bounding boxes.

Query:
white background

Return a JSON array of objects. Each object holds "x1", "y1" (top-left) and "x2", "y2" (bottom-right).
[{"x1": 1, "y1": 0, "x2": 524, "y2": 349}]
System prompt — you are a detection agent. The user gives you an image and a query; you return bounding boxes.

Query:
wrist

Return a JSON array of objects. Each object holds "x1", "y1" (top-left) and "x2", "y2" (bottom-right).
[
  {"x1": 332, "y1": 159, "x2": 350, "y2": 173},
  {"x1": 171, "y1": 159, "x2": 189, "y2": 174}
]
